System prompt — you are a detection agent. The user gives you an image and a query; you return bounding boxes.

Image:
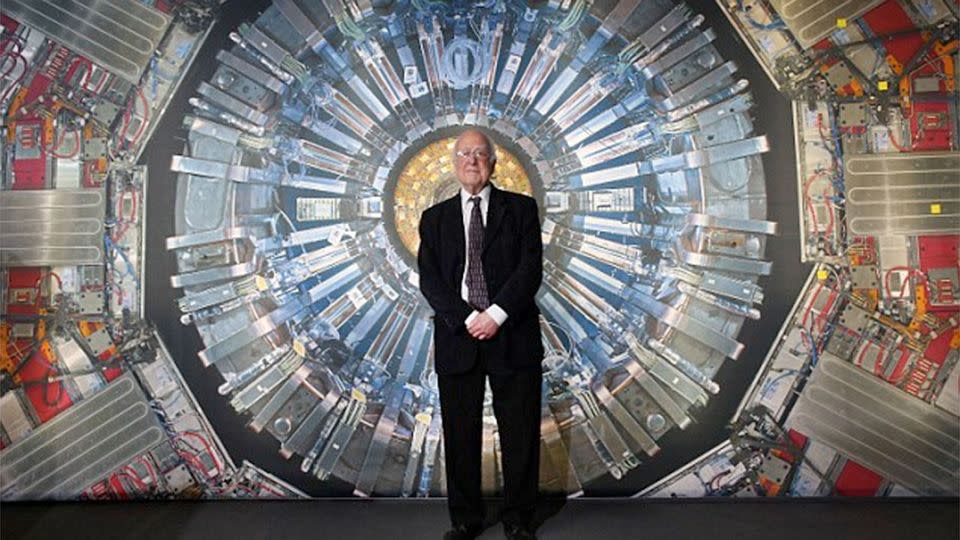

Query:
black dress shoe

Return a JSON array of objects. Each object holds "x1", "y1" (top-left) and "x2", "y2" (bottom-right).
[
  {"x1": 443, "y1": 523, "x2": 483, "y2": 540},
  {"x1": 503, "y1": 523, "x2": 537, "y2": 540}
]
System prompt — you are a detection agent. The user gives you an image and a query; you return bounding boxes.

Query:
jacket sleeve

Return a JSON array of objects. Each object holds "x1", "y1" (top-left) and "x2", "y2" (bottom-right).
[
  {"x1": 418, "y1": 210, "x2": 474, "y2": 330},
  {"x1": 490, "y1": 197, "x2": 542, "y2": 317}
]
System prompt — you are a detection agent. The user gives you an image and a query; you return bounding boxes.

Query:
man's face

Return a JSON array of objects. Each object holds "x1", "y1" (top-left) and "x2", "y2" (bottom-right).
[{"x1": 454, "y1": 131, "x2": 495, "y2": 195}]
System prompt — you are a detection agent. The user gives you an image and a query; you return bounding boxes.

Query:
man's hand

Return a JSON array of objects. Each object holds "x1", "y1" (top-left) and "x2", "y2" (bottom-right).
[{"x1": 467, "y1": 311, "x2": 500, "y2": 340}]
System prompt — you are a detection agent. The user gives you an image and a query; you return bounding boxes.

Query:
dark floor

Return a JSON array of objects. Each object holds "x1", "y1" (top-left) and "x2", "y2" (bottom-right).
[{"x1": 2, "y1": 498, "x2": 957, "y2": 540}]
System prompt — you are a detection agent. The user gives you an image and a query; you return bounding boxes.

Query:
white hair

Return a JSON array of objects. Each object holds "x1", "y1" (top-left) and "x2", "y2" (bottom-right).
[{"x1": 454, "y1": 129, "x2": 498, "y2": 164}]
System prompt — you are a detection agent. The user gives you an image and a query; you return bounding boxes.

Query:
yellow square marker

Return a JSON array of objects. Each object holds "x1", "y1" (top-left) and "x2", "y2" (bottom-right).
[
  {"x1": 878, "y1": 80, "x2": 889, "y2": 91},
  {"x1": 255, "y1": 275, "x2": 269, "y2": 291},
  {"x1": 836, "y1": 18, "x2": 847, "y2": 28},
  {"x1": 930, "y1": 203, "x2": 942, "y2": 214},
  {"x1": 817, "y1": 269, "x2": 829, "y2": 280}
]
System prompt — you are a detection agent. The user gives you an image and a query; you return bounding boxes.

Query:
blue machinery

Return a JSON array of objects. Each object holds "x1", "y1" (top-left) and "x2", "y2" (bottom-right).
[{"x1": 166, "y1": 0, "x2": 774, "y2": 496}]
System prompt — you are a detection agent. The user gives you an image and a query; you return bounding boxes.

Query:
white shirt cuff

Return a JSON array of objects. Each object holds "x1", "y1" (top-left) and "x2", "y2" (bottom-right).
[
  {"x1": 485, "y1": 304, "x2": 508, "y2": 326},
  {"x1": 465, "y1": 310, "x2": 480, "y2": 326}
]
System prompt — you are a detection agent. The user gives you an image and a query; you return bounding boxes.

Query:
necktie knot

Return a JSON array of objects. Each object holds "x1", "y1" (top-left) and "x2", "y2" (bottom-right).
[{"x1": 469, "y1": 196, "x2": 481, "y2": 206}]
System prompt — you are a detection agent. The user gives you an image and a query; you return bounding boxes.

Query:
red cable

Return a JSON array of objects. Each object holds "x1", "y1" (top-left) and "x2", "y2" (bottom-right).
[
  {"x1": 112, "y1": 187, "x2": 138, "y2": 242},
  {"x1": 812, "y1": 290, "x2": 834, "y2": 336},
  {"x1": 128, "y1": 87, "x2": 150, "y2": 146},
  {"x1": 0, "y1": 51, "x2": 20, "y2": 79},
  {"x1": 0, "y1": 52, "x2": 26, "y2": 103},
  {"x1": 822, "y1": 190, "x2": 835, "y2": 237},
  {"x1": 257, "y1": 482, "x2": 285, "y2": 497},
  {"x1": 33, "y1": 271, "x2": 63, "y2": 309},
  {"x1": 883, "y1": 266, "x2": 928, "y2": 299},
  {"x1": 112, "y1": 107, "x2": 132, "y2": 157},
  {"x1": 805, "y1": 196, "x2": 819, "y2": 234},
  {"x1": 113, "y1": 468, "x2": 149, "y2": 493},
  {"x1": 0, "y1": 36, "x2": 24, "y2": 55},
  {"x1": 873, "y1": 345, "x2": 886, "y2": 376},
  {"x1": 886, "y1": 125, "x2": 909, "y2": 152},
  {"x1": 136, "y1": 456, "x2": 159, "y2": 486},
  {"x1": 802, "y1": 170, "x2": 830, "y2": 239},
  {"x1": 50, "y1": 129, "x2": 80, "y2": 159},
  {"x1": 177, "y1": 449, "x2": 211, "y2": 478},
  {"x1": 177, "y1": 431, "x2": 222, "y2": 474},
  {"x1": 800, "y1": 281, "x2": 824, "y2": 329},
  {"x1": 856, "y1": 344, "x2": 869, "y2": 367}
]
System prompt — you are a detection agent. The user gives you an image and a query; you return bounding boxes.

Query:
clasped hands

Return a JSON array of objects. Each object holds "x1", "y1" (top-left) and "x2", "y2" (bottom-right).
[{"x1": 467, "y1": 311, "x2": 500, "y2": 340}]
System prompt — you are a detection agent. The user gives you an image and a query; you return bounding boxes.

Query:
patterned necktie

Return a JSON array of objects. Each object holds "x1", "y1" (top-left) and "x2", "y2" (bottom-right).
[{"x1": 466, "y1": 196, "x2": 490, "y2": 310}]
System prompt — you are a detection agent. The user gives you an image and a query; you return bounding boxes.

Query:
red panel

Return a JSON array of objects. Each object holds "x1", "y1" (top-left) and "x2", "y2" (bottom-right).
[
  {"x1": 5, "y1": 268, "x2": 41, "y2": 316},
  {"x1": 788, "y1": 429, "x2": 808, "y2": 449},
  {"x1": 918, "y1": 235, "x2": 960, "y2": 312},
  {"x1": 834, "y1": 460, "x2": 883, "y2": 496},
  {"x1": 911, "y1": 102, "x2": 953, "y2": 151},
  {"x1": 102, "y1": 366, "x2": 123, "y2": 382},
  {"x1": 918, "y1": 235, "x2": 959, "y2": 270},
  {"x1": 5, "y1": 270, "x2": 76, "y2": 423},
  {"x1": 63, "y1": 56, "x2": 90, "y2": 90},
  {"x1": 924, "y1": 329, "x2": 955, "y2": 365},
  {"x1": 78, "y1": 322, "x2": 123, "y2": 381},
  {"x1": 19, "y1": 347, "x2": 73, "y2": 423},
  {"x1": 812, "y1": 38, "x2": 833, "y2": 52},
  {"x1": 11, "y1": 118, "x2": 47, "y2": 189},
  {"x1": 154, "y1": 0, "x2": 175, "y2": 13},
  {"x1": 861, "y1": 1, "x2": 924, "y2": 69},
  {"x1": 1, "y1": 14, "x2": 19, "y2": 33},
  {"x1": 773, "y1": 429, "x2": 809, "y2": 465}
]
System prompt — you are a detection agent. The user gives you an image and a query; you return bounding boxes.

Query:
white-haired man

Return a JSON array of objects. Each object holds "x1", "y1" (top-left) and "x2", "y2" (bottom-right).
[{"x1": 418, "y1": 129, "x2": 544, "y2": 540}]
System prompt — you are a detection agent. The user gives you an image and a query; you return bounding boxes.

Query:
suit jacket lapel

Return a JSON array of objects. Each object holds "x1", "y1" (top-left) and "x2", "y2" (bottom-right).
[
  {"x1": 446, "y1": 193, "x2": 465, "y2": 266},
  {"x1": 482, "y1": 183, "x2": 505, "y2": 256}
]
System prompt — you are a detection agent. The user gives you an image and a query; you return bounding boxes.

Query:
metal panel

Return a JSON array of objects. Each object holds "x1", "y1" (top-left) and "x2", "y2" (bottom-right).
[
  {"x1": 0, "y1": 374, "x2": 165, "y2": 500},
  {"x1": 844, "y1": 152, "x2": 960, "y2": 236},
  {"x1": 3, "y1": 0, "x2": 171, "y2": 83},
  {"x1": 787, "y1": 352, "x2": 960, "y2": 495},
  {"x1": 767, "y1": 0, "x2": 885, "y2": 49},
  {"x1": 0, "y1": 188, "x2": 105, "y2": 266}
]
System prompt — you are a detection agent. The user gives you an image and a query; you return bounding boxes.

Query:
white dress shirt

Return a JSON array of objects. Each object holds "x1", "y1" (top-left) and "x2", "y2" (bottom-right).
[{"x1": 459, "y1": 184, "x2": 508, "y2": 327}]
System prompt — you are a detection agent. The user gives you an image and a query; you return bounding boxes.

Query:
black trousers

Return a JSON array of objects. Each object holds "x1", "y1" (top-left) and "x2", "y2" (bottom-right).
[{"x1": 438, "y1": 350, "x2": 542, "y2": 528}]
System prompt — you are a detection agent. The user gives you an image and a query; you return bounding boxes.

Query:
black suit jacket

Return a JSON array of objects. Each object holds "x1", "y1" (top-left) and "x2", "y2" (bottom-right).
[{"x1": 418, "y1": 183, "x2": 544, "y2": 375}]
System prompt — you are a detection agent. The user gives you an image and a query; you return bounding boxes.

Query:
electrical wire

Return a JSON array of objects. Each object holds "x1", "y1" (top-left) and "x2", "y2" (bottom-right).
[
  {"x1": 112, "y1": 468, "x2": 149, "y2": 494},
  {"x1": 174, "y1": 431, "x2": 223, "y2": 477},
  {"x1": 50, "y1": 128, "x2": 81, "y2": 159},
  {"x1": 883, "y1": 265, "x2": 929, "y2": 300},
  {"x1": 557, "y1": 0, "x2": 588, "y2": 32},
  {"x1": 112, "y1": 186, "x2": 139, "y2": 243},
  {"x1": 0, "y1": 51, "x2": 27, "y2": 104},
  {"x1": 135, "y1": 456, "x2": 159, "y2": 486},
  {"x1": 127, "y1": 87, "x2": 150, "y2": 148},
  {"x1": 737, "y1": 0, "x2": 785, "y2": 31},
  {"x1": 885, "y1": 124, "x2": 910, "y2": 152}
]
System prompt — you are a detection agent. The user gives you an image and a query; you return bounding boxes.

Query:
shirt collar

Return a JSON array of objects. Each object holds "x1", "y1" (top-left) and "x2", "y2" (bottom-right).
[{"x1": 460, "y1": 183, "x2": 491, "y2": 208}]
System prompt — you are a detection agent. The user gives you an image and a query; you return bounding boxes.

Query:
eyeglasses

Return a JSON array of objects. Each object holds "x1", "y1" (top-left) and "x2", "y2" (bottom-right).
[{"x1": 455, "y1": 148, "x2": 491, "y2": 161}]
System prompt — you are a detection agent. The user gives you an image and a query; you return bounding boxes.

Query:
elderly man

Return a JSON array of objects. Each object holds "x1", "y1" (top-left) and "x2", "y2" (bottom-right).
[{"x1": 418, "y1": 129, "x2": 544, "y2": 540}]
